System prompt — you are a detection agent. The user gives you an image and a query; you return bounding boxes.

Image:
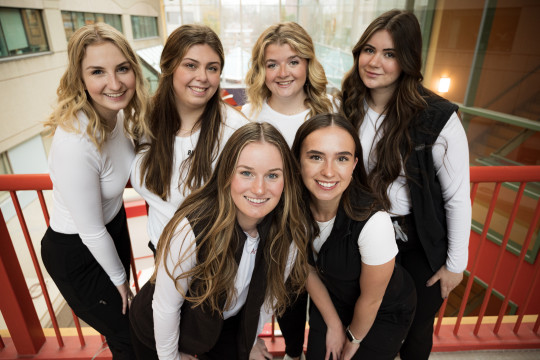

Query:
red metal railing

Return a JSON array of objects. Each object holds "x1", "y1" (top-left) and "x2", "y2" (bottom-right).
[{"x1": 1, "y1": 166, "x2": 540, "y2": 358}]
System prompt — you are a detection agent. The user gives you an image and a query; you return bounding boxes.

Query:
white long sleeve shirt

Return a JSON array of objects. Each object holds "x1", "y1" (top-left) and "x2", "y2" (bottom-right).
[
  {"x1": 360, "y1": 105, "x2": 471, "y2": 272},
  {"x1": 49, "y1": 111, "x2": 134, "y2": 286},
  {"x1": 153, "y1": 217, "x2": 297, "y2": 360},
  {"x1": 131, "y1": 105, "x2": 249, "y2": 247}
]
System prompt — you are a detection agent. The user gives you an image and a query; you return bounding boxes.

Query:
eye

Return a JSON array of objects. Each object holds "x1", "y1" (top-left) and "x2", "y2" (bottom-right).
[
  {"x1": 185, "y1": 62, "x2": 196, "y2": 69},
  {"x1": 338, "y1": 156, "x2": 350, "y2": 162},
  {"x1": 363, "y1": 47, "x2": 374, "y2": 54},
  {"x1": 266, "y1": 63, "x2": 277, "y2": 69},
  {"x1": 91, "y1": 69, "x2": 103, "y2": 75},
  {"x1": 290, "y1": 59, "x2": 300, "y2": 66},
  {"x1": 267, "y1": 173, "x2": 280, "y2": 180},
  {"x1": 118, "y1": 65, "x2": 131, "y2": 73},
  {"x1": 384, "y1": 52, "x2": 396, "y2": 58},
  {"x1": 240, "y1": 170, "x2": 252, "y2": 177},
  {"x1": 208, "y1": 65, "x2": 220, "y2": 72},
  {"x1": 309, "y1": 155, "x2": 322, "y2": 161}
]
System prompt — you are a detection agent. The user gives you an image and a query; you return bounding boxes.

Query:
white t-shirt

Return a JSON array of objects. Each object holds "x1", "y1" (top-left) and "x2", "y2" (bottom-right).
[
  {"x1": 153, "y1": 217, "x2": 297, "y2": 360},
  {"x1": 359, "y1": 104, "x2": 471, "y2": 272},
  {"x1": 49, "y1": 111, "x2": 134, "y2": 286},
  {"x1": 242, "y1": 95, "x2": 335, "y2": 147},
  {"x1": 131, "y1": 104, "x2": 249, "y2": 247},
  {"x1": 313, "y1": 211, "x2": 397, "y2": 265}
]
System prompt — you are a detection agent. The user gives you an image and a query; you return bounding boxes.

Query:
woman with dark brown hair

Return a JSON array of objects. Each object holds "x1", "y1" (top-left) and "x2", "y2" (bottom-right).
[
  {"x1": 131, "y1": 24, "x2": 248, "y2": 254},
  {"x1": 338, "y1": 9, "x2": 471, "y2": 359}
]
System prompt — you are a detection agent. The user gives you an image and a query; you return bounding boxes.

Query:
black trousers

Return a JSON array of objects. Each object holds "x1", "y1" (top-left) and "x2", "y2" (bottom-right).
[
  {"x1": 276, "y1": 291, "x2": 308, "y2": 357},
  {"x1": 393, "y1": 215, "x2": 444, "y2": 360},
  {"x1": 41, "y1": 206, "x2": 135, "y2": 360},
  {"x1": 130, "y1": 312, "x2": 241, "y2": 360}
]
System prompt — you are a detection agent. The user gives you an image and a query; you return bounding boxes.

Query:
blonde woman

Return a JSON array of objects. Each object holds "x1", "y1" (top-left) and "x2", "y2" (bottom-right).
[
  {"x1": 243, "y1": 22, "x2": 333, "y2": 147},
  {"x1": 41, "y1": 23, "x2": 148, "y2": 359},
  {"x1": 129, "y1": 123, "x2": 310, "y2": 360}
]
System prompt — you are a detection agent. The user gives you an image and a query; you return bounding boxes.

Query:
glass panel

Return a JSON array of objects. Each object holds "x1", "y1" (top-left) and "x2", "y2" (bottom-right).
[
  {"x1": 61, "y1": 11, "x2": 75, "y2": 40},
  {"x1": 131, "y1": 16, "x2": 158, "y2": 39},
  {"x1": 0, "y1": 7, "x2": 49, "y2": 57}
]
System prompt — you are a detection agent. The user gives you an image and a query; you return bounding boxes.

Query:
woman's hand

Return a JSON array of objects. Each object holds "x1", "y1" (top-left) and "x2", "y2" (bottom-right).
[
  {"x1": 341, "y1": 341, "x2": 360, "y2": 360},
  {"x1": 325, "y1": 323, "x2": 345, "y2": 360},
  {"x1": 426, "y1": 265, "x2": 463, "y2": 299},
  {"x1": 249, "y1": 338, "x2": 273, "y2": 360},
  {"x1": 115, "y1": 281, "x2": 133, "y2": 314}
]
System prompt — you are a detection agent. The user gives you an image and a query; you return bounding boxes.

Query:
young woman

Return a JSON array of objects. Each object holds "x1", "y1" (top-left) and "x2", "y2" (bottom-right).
[
  {"x1": 41, "y1": 23, "x2": 148, "y2": 359},
  {"x1": 131, "y1": 24, "x2": 249, "y2": 253},
  {"x1": 243, "y1": 22, "x2": 333, "y2": 147},
  {"x1": 338, "y1": 10, "x2": 471, "y2": 359},
  {"x1": 243, "y1": 22, "x2": 334, "y2": 360},
  {"x1": 129, "y1": 122, "x2": 310, "y2": 360},
  {"x1": 292, "y1": 113, "x2": 416, "y2": 360}
]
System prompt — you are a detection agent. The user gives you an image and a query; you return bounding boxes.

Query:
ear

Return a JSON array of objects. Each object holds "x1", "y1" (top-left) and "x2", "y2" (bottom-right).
[{"x1": 353, "y1": 157, "x2": 358, "y2": 170}]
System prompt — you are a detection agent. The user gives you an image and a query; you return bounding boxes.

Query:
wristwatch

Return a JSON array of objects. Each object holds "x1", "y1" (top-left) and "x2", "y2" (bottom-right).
[{"x1": 346, "y1": 325, "x2": 362, "y2": 344}]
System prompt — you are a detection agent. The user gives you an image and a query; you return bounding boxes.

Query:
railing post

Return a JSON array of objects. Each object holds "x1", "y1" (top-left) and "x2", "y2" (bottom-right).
[{"x1": 0, "y1": 210, "x2": 46, "y2": 355}]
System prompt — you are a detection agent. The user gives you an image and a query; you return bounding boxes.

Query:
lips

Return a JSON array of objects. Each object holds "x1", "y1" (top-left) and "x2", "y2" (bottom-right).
[
  {"x1": 316, "y1": 180, "x2": 338, "y2": 189},
  {"x1": 189, "y1": 86, "x2": 208, "y2": 95},
  {"x1": 244, "y1": 196, "x2": 269, "y2": 204},
  {"x1": 277, "y1": 80, "x2": 293, "y2": 86}
]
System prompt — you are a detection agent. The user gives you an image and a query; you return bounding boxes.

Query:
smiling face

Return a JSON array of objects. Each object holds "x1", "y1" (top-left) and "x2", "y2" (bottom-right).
[
  {"x1": 231, "y1": 142, "x2": 285, "y2": 233},
  {"x1": 264, "y1": 43, "x2": 308, "y2": 104},
  {"x1": 81, "y1": 42, "x2": 136, "y2": 124},
  {"x1": 300, "y1": 126, "x2": 358, "y2": 210},
  {"x1": 172, "y1": 43, "x2": 222, "y2": 115},
  {"x1": 357, "y1": 29, "x2": 402, "y2": 95}
]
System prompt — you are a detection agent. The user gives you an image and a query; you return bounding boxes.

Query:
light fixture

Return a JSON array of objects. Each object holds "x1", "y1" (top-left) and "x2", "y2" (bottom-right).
[{"x1": 438, "y1": 77, "x2": 451, "y2": 93}]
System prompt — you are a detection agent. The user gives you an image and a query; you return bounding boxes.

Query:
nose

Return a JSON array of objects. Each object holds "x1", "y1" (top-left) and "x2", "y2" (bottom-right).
[
  {"x1": 322, "y1": 160, "x2": 335, "y2": 178},
  {"x1": 108, "y1": 74, "x2": 121, "y2": 90},
  {"x1": 196, "y1": 67, "x2": 209, "y2": 82},
  {"x1": 368, "y1": 53, "x2": 381, "y2": 67},
  {"x1": 278, "y1": 64, "x2": 288, "y2": 78},
  {"x1": 252, "y1": 177, "x2": 265, "y2": 195}
]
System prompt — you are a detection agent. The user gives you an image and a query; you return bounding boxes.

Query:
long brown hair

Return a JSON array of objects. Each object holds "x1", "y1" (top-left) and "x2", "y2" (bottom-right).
[
  {"x1": 45, "y1": 23, "x2": 148, "y2": 149},
  {"x1": 137, "y1": 24, "x2": 234, "y2": 200},
  {"x1": 292, "y1": 113, "x2": 379, "y2": 225},
  {"x1": 337, "y1": 9, "x2": 433, "y2": 210},
  {"x1": 245, "y1": 22, "x2": 332, "y2": 118},
  {"x1": 155, "y1": 122, "x2": 310, "y2": 316}
]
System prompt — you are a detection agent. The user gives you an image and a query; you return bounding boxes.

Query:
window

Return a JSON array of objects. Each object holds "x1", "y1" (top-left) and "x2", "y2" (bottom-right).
[
  {"x1": 0, "y1": 7, "x2": 49, "y2": 58},
  {"x1": 61, "y1": 11, "x2": 122, "y2": 41},
  {"x1": 131, "y1": 16, "x2": 158, "y2": 39}
]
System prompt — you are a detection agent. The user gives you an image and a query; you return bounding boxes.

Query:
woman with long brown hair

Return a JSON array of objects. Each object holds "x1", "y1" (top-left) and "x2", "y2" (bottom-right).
[
  {"x1": 131, "y1": 24, "x2": 248, "y2": 254},
  {"x1": 338, "y1": 10, "x2": 471, "y2": 359},
  {"x1": 129, "y1": 122, "x2": 310, "y2": 360}
]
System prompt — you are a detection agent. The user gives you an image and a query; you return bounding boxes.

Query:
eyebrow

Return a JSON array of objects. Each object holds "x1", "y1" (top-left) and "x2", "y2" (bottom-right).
[
  {"x1": 84, "y1": 61, "x2": 130, "y2": 71},
  {"x1": 265, "y1": 55, "x2": 301, "y2": 63},
  {"x1": 306, "y1": 150, "x2": 354, "y2": 156},
  {"x1": 182, "y1": 57, "x2": 221, "y2": 66},
  {"x1": 364, "y1": 43, "x2": 395, "y2": 52},
  {"x1": 237, "y1": 165, "x2": 283, "y2": 172}
]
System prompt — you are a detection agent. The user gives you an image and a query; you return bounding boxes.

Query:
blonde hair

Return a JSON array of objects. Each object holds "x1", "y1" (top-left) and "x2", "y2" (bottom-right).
[
  {"x1": 154, "y1": 122, "x2": 310, "y2": 316},
  {"x1": 45, "y1": 23, "x2": 148, "y2": 149},
  {"x1": 245, "y1": 22, "x2": 332, "y2": 118}
]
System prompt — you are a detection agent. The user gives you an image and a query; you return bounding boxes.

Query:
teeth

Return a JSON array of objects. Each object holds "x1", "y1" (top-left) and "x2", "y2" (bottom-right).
[
  {"x1": 105, "y1": 92, "x2": 125, "y2": 98},
  {"x1": 245, "y1": 196, "x2": 268, "y2": 204},
  {"x1": 190, "y1": 86, "x2": 206, "y2": 92},
  {"x1": 278, "y1": 81, "x2": 292, "y2": 85},
  {"x1": 316, "y1": 180, "x2": 337, "y2": 189}
]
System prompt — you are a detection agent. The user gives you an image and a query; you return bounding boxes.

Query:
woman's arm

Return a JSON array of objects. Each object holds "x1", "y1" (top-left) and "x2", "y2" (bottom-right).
[
  {"x1": 430, "y1": 112, "x2": 471, "y2": 298},
  {"x1": 306, "y1": 265, "x2": 345, "y2": 360},
  {"x1": 342, "y1": 259, "x2": 394, "y2": 359},
  {"x1": 153, "y1": 218, "x2": 197, "y2": 360}
]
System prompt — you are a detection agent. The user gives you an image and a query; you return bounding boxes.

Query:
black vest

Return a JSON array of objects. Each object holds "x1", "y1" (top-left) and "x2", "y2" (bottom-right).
[
  {"x1": 129, "y1": 214, "x2": 272, "y2": 359},
  {"x1": 310, "y1": 205, "x2": 414, "y2": 328},
  {"x1": 405, "y1": 92, "x2": 459, "y2": 272}
]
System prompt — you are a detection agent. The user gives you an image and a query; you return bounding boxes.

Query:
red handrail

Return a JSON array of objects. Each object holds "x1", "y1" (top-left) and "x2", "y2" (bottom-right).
[{"x1": 1, "y1": 166, "x2": 540, "y2": 358}]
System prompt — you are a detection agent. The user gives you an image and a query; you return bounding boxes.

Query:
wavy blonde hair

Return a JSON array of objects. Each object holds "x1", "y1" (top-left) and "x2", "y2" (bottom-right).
[
  {"x1": 245, "y1": 22, "x2": 332, "y2": 118},
  {"x1": 44, "y1": 23, "x2": 148, "y2": 149},
  {"x1": 154, "y1": 122, "x2": 310, "y2": 316}
]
